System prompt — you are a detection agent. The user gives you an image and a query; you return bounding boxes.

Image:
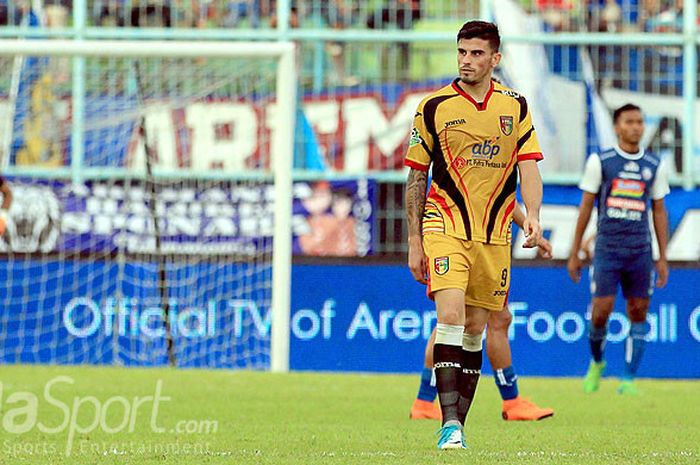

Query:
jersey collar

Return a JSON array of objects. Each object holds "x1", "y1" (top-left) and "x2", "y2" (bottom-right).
[
  {"x1": 451, "y1": 78, "x2": 494, "y2": 111},
  {"x1": 613, "y1": 144, "x2": 644, "y2": 160}
]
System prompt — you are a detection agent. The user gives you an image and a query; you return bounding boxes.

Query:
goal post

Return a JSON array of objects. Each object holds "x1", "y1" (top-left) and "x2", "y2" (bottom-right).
[{"x1": 0, "y1": 40, "x2": 296, "y2": 372}]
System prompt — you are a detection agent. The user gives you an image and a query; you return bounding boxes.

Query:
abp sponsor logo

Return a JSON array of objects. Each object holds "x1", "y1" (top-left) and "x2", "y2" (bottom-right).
[{"x1": 470, "y1": 137, "x2": 501, "y2": 160}]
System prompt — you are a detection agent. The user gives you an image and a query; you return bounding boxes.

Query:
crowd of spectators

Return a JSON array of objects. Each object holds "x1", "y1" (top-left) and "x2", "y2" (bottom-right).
[
  {"x1": 0, "y1": 1, "x2": 419, "y2": 30},
  {"x1": 0, "y1": 0, "x2": 693, "y2": 34},
  {"x1": 0, "y1": 0, "x2": 694, "y2": 90},
  {"x1": 529, "y1": 0, "x2": 689, "y2": 33}
]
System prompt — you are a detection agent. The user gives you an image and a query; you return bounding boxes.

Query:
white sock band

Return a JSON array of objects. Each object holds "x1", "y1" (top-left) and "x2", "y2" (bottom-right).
[
  {"x1": 462, "y1": 333, "x2": 483, "y2": 352},
  {"x1": 435, "y1": 323, "x2": 464, "y2": 347}
]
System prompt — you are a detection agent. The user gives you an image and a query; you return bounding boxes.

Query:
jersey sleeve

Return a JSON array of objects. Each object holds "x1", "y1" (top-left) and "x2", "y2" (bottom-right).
[
  {"x1": 650, "y1": 157, "x2": 671, "y2": 200},
  {"x1": 404, "y1": 99, "x2": 434, "y2": 172},
  {"x1": 578, "y1": 154, "x2": 602, "y2": 193},
  {"x1": 515, "y1": 96, "x2": 544, "y2": 163}
]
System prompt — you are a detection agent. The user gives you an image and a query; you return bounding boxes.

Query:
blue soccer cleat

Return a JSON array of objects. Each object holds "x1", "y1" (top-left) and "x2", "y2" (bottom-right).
[
  {"x1": 436, "y1": 424, "x2": 466, "y2": 450},
  {"x1": 617, "y1": 380, "x2": 639, "y2": 395}
]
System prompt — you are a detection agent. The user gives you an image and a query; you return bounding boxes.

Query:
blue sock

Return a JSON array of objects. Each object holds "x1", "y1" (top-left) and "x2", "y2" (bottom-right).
[
  {"x1": 623, "y1": 322, "x2": 649, "y2": 381},
  {"x1": 416, "y1": 367, "x2": 437, "y2": 402},
  {"x1": 493, "y1": 365, "x2": 519, "y2": 401},
  {"x1": 589, "y1": 324, "x2": 607, "y2": 363}
]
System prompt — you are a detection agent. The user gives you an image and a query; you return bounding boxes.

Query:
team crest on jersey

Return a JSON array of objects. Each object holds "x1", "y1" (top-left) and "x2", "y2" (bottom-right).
[
  {"x1": 499, "y1": 116, "x2": 513, "y2": 136},
  {"x1": 434, "y1": 256, "x2": 449, "y2": 275},
  {"x1": 624, "y1": 161, "x2": 640, "y2": 172},
  {"x1": 642, "y1": 167, "x2": 653, "y2": 181},
  {"x1": 409, "y1": 128, "x2": 423, "y2": 147}
]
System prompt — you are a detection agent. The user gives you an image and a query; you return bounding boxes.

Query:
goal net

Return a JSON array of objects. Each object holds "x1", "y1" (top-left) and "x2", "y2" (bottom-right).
[{"x1": 0, "y1": 40, "x2": 296, "y2": 371}]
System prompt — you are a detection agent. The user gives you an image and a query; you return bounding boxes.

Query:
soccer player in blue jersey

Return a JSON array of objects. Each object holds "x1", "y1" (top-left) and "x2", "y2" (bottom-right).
[{"x1": 567, "y1": 103, "x2": 670, "y2": 395}]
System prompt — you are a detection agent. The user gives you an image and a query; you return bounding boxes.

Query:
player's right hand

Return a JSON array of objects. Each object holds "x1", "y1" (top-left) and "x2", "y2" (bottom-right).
[
  {"x1": 522, "y1": 214, "x2": 542, "y2": 248},
  {"x1": 567, "y1": 255, "x2": 582, "y2": 283},
  {"x1": 408, "y1": 236, "x2": 427, "y2": 284},
  {"x1": 655, "y1": 258, "x2": 669, "y2": 288}
]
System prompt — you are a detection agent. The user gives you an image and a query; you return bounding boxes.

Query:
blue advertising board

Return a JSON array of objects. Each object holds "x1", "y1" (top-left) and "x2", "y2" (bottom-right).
[
  {"x1": 0, "y1": 259, "x2": 698, "y2": 378},
  {"x1": 289, "y1": 264, "x2": 700, "y2": 378},
  {"x1": 0, "y1": 260, "x2": 270, "y2": 368}
]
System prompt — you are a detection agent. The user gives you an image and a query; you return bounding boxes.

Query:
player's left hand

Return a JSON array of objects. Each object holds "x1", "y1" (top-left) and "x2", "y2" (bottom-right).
[
  {"x1": 655, "y1": 258, "x2": 669, "y2": 288},
  {"x1": 522, "y1": 214, "x2": 542, "y2": 248},
  {"x1": 536, "y1": 236, "x2": 553, "y2": 259}
]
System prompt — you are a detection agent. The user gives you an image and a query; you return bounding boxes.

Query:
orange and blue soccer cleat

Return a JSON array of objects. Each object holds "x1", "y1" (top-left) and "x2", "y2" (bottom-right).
[
  {"x1": 409, "y1": 399, "x2": 441, "y2": 420},
  {"x1": 501, "y1": 396, "x2": 554, "y2": 421}
]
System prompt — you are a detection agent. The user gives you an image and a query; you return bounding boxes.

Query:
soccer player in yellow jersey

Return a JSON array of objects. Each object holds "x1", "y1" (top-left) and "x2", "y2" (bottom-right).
[{"x1": 404, "y1": 21, "x2": 544, "y2": 450}]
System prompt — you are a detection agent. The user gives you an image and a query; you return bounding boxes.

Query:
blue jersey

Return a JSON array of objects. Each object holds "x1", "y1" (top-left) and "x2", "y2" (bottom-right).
[{"x1": 579, "y1": 146, "x2": 669, "y2": 255}]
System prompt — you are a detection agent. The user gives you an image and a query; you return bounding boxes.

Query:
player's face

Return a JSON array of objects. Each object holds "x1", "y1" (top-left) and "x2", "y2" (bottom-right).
[
  {"x1": 615, "y1": 110, "x2": 644, "y2": 146},
  {"x1": 457, "y1": 38, "x2": 501, "y2": 86}
]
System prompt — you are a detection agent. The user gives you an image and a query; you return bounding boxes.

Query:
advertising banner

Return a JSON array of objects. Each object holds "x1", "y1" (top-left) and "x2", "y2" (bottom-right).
[
  {"x1": 288, "y1": 264, "x2": 700, "y2": 378},
  {"x1": 0, "y1": 179, "x2": 375, "y2": 257},
  {"x1": 0, "y1": 259, "x2": 272, "y2": 368},
  {"x1": 0, "y1": 260, "x2": 698, "y2": 377}
]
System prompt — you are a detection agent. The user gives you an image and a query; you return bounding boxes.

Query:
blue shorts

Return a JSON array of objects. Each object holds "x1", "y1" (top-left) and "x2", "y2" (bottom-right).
[{"x1": 590, "y1": 250, "x2": 654, "y2": 299}]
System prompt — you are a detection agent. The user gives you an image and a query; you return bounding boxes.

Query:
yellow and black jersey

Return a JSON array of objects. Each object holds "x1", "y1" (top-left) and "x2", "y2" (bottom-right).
[{"x1": 405, "y1": 78, "x2": 543, "y2": 245}]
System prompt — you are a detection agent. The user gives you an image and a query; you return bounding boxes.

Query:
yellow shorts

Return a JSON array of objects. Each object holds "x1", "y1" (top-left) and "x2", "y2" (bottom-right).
[{"x1": 423, "y1": 233, "x2": 511, "y2": 311}]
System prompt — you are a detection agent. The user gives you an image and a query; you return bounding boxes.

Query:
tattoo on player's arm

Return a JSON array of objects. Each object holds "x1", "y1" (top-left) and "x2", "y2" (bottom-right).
[{"x1": 405, "y1": 169, "x2": 427, "y2": 237}]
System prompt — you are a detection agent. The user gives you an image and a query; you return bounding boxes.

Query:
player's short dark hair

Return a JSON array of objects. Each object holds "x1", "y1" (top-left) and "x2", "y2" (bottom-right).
[
  {"x1": 457, "y1": 21, "x2": 500, "y2": 52},
  {"x1": 613, "y1": 103, "x2": 642, "y2": 123}
]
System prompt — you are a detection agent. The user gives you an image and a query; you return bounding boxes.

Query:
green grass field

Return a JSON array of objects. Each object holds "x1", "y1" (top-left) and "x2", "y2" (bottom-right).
[{"x1": 0, "y1": 365, "x2": 698, "y2": 464}]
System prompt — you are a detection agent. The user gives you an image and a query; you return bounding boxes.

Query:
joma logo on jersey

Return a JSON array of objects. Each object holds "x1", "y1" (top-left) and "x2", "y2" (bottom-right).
[
  {"x1": 500, "y1": 89, "x2": 521, "y2": 98},
  {"x1": 445, "y1": 118, "x2": 466, "y2": 128},
  {"x1": 434, "y1": 256, "x2": 449, "y2": 275},
  {"x1": 471, "y1": 138, "x2": 500, "y2": 159}
]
